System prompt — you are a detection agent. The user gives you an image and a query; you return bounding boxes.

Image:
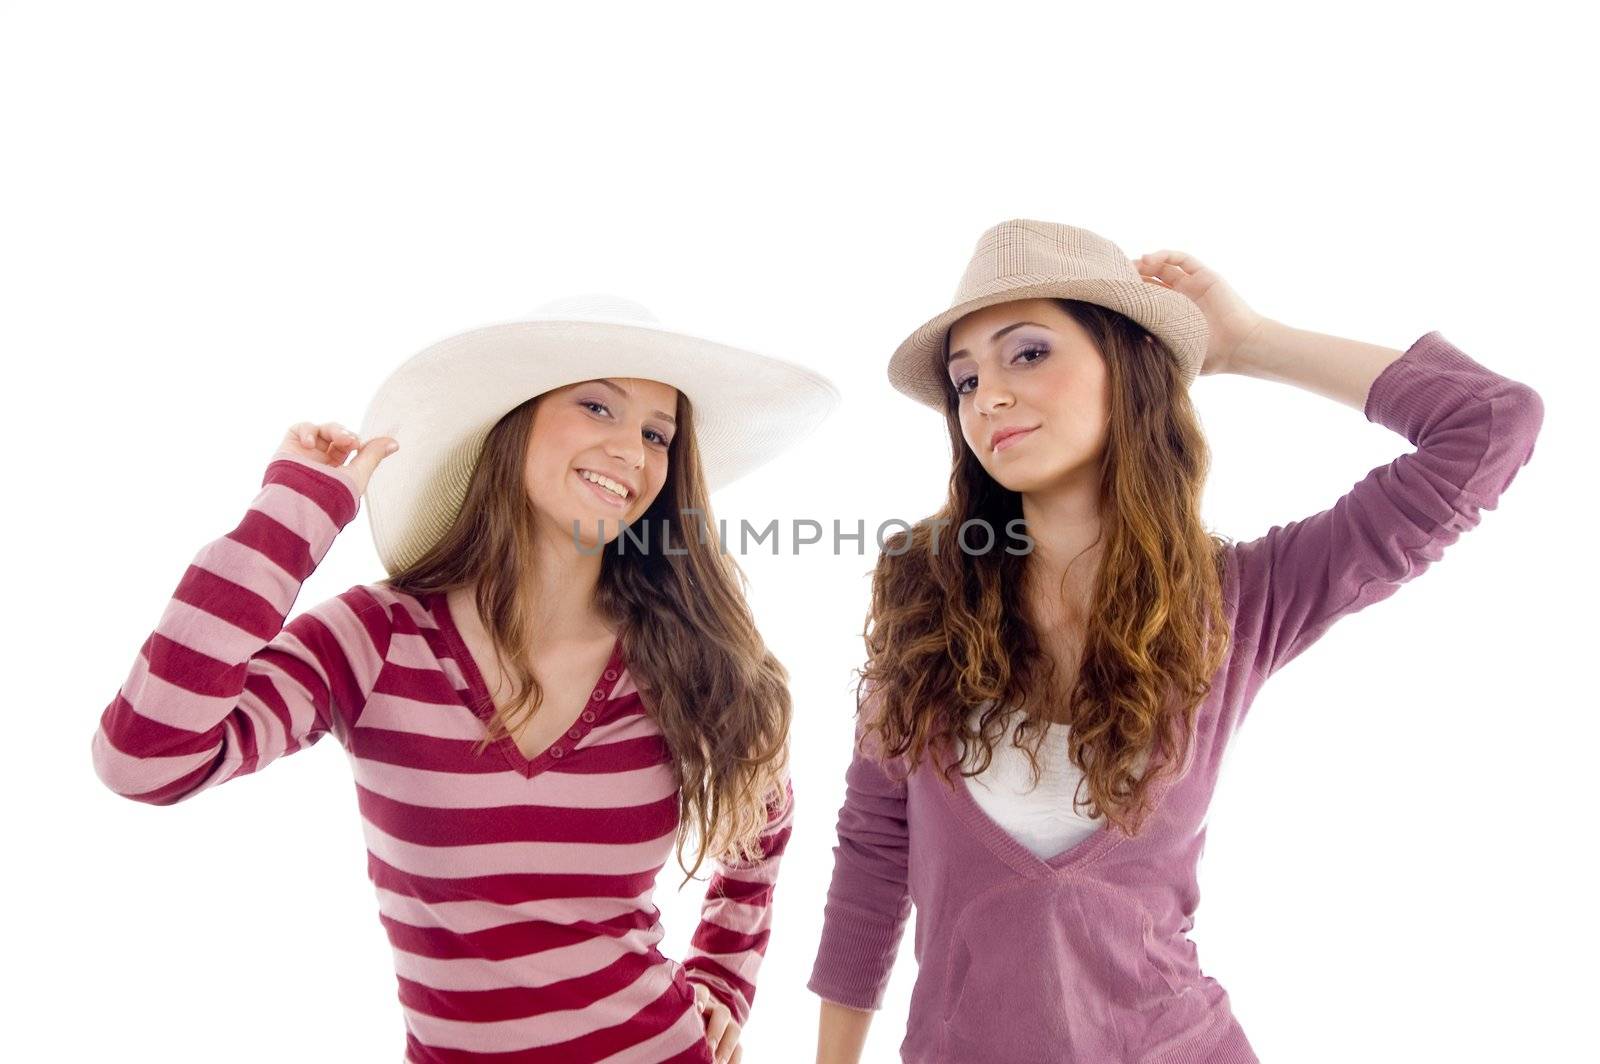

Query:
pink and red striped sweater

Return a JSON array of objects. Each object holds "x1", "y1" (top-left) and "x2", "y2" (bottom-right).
[{"x1": 91, "y1": 453, "x2": 794, "y2": 1063}]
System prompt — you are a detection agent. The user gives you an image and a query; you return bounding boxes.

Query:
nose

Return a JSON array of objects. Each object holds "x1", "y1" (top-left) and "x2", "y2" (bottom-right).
[
  {"x1": 972, "y1": 374, "x2": 1014, "y2": 416},
  {"x1": 604, "y1": 424, "x2": 647, "y2": 469}
]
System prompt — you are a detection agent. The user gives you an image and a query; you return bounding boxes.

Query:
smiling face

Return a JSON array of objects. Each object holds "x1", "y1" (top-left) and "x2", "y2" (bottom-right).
[
  {"x1": 944, "y1": 298, "x2": 1112, "y2": 496},
  {"x1": 523, "y1": 376, "x2": 680, "y2": 548}
]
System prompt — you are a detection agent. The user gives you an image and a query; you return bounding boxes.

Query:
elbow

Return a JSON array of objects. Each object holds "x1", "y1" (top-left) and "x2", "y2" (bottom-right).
[
  {"x1": 91, "y1": 726, "x2": 134, "y2": 798},
  {"x1": 90, "y1": 731, "x2": 151, "y2": 803},
  {"x1": 1489, "y1": 378, "x2": 1545, "y2": 463},
  {"x1": 91, "y1": 726, "x2": 202, "y2": 806},
  {"x1": 1512, "y1": 382, "x2": 1545, "y2": 463},
  {"x1": 1467, "y1": 381, "x2": 1546, "y2": 505}
]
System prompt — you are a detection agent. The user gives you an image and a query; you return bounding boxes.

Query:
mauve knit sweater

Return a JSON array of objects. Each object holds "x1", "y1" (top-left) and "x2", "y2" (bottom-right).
[{"x1": 807, "y1": 331, "x2": 1544, "y2": 1063}]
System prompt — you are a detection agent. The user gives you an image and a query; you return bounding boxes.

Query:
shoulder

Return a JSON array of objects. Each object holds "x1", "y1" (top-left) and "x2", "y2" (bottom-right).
[
  {"x1": 299, "y1": 581, "x2": 439, "y2": 652},
  {"x1": 352, "y1": 582, "x2": 447, "y2": 637}
]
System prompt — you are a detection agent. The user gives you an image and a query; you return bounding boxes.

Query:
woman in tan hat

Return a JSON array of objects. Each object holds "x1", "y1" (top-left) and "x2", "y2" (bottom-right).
[
  {"x1": 807, "y1": 221, "x2": 1544, "y2": 1062},
  {"x1": 91, "y1": 296, "x2": 838, "y2": 1064}
]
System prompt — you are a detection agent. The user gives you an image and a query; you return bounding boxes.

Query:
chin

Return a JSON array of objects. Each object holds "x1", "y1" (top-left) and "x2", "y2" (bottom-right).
[
  {"x1": 996, "y1": 475, "x2": 1045, "y2": 495},
  {"x1": 561, "y1": 511, "x2": 625, "y2": 546},
  {"x1": 988, "y1": 458, "x2": 1076, "y2": 496},
  {"x1": 981, "y1": 458, "x2": 1038, "y2": 493}
]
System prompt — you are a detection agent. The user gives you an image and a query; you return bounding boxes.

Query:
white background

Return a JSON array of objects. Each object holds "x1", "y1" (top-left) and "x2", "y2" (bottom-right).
[{"x1": 5, "y1": 2, "x2": 1595, "y2": 1061}]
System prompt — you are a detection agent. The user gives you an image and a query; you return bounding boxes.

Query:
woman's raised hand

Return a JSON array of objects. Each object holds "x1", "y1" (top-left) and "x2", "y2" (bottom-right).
[
  {"x1": 273, "y1": 420, "x2": 398, "y2": 498},
  {"x1": 1132, "y1": 249, "x2": 1269, "y2": 377}
]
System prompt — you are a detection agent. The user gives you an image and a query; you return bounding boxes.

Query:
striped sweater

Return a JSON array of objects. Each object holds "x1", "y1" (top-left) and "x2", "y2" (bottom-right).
[{"x1": 91, "y1": 453, "x2": 794, "y2": 1063}]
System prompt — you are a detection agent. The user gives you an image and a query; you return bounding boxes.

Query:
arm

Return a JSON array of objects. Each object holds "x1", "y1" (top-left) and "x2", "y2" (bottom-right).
[
  {"x1": 1228, "y1": 322, "x2": 1545, "y2": 683},
  {"x1": 806, "y1": 692, "x2": 913, "y2": 1063},
  {"x1": 1227, "y1": 316, "x2": 1410, "y2": 411},
  {"x1": 817, "y1": 1000, "x2": 874, "y2": 1064},
  {"x1": 91, "y1": 455, "x2": 391, "y2": 803},
  {"x1": 681, "y1": 771, "x2": 796, "y2": 1027}
]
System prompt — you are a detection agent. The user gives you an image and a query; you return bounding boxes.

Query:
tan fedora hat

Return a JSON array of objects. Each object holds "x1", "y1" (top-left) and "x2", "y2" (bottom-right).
[
  {"x1": 357, "y1": 294, "x2": 840, "y2": 577},
  {"x1": 887, "y1": 219, "x2": 1210, "y2": 411}
]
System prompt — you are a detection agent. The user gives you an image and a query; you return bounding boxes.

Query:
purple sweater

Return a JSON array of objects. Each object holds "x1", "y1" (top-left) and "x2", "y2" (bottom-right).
[{"x1": 807, "y1": 331, "x2": 1543, "y2": 1063}]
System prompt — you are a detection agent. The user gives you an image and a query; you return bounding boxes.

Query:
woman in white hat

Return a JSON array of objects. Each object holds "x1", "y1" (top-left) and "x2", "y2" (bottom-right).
[
  {"x1": 92, "y1": 295, "x2": 838, "y2": 1064},
  {"x1": 807, "y1": 221, "x2": 1544, "y2": 1062}
]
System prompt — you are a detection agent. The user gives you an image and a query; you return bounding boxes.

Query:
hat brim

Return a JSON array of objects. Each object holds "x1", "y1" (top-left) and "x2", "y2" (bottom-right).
[
  {"x1": 358, "y1": 316, "x2": 839, "y2": 575},
  {"x1": 887, "y1": 276, "x2": 1210, "y2": 411}
]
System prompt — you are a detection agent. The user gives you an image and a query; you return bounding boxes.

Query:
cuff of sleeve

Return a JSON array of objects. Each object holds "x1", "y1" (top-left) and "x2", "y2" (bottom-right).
[
  {"x1": 263, "y1": 455, "x2": 361, "y2": 527},
  {"x1": 812, "y1": 989, "x2": 880, "y2": 1014},
  {"x1": 685, "y1": 972, "x2": 747, "y2": 1025},
  {"x1": 806, "y1": 909, "x2": 906, "y2": 1011},
  {"x1": 1363, "y1": 329, "x2": 1488, "y2": 434}
]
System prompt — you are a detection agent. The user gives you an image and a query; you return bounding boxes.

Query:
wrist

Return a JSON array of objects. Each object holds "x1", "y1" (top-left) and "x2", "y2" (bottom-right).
[{"x1": 1226, "y1": 315, "x2": 1287, "y2": 378}]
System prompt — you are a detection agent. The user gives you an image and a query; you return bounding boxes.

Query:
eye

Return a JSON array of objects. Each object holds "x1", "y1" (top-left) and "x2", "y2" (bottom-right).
[
  {"x1": 583, "y1": 399, "x2": 670, "y2": 447},
  {"x1": 951, "y1": 344, "x2": 1047, "y2": 396}
]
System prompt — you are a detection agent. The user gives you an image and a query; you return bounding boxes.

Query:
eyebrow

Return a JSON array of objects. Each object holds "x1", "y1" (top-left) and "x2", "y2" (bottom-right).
[
  {"x1": 597, "y1": 378, "x2": 677, "y2": 424},
  {"x1": 946, "y1": 321, "x2": 1049, "y2": 364}
]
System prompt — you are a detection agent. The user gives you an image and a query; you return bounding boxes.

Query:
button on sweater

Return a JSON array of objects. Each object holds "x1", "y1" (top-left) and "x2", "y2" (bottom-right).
[
  {"x1": 807, "y1": 331, "x2": 1543, "y2": 1063},
  {"x1": 92, "y1": 453, "x2": 794, "y2": 1063}
]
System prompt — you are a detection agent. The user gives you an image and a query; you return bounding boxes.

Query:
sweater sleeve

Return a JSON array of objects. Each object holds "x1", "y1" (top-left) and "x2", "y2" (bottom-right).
[
  {"x1": 91, "y1": 454, "x2": 392, "y2": 805},
  {"x1": 806, "y1": 687, "x2": 914, "y2": 1012},
  {"x1": 1229, "y1": 330, "x2": 1544, "y2": 685},
  {"x1": 681, "y1": 771, "x2": 796, "y2": 1026}
]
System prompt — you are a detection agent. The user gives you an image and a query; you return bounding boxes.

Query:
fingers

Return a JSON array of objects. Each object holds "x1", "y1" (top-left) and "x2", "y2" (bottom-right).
[
  {"x1": 286, "y1": 421, "x2": 377, "y2": 462},
  {"x1": 1133, "y1": 251, "x2": 1214, "y2": 292},
  {"x1": 349, "y1": 435, "x2": 399, "y2": 481},
  {"x1": 1131, "y1": 254, "x2": 1170, "y2": 289},
  {"x1": 315, "y1": 422, "x2": 360, "y2": 462},
  {"x1": 693, "y1": 984, "x2": 741, "y2": 1064},
  {"x1": 1135, "y1": 249, "x2": 1206, "y2": 274},
  {"x1": 286, "y1": 421, "x2": 352, "y2": 454},
  {"x1": 704, "y1": 1007, "x2": 740, "y2": 1064},
  {"x1": 715, "y1": 1017, "x2": 742, "y2": 1063},
  {"x1": 280, "y1": 422, "x2": 398, "y2": 495}
]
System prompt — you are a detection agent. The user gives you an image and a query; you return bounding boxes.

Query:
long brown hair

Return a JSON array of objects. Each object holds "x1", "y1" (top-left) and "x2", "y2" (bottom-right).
[
  {"x1": 380, "y1": 388, "x2": 791, "y2": 883},
  {"x1": 859, "y1": 299, "x2": 1232, "y2": 837}
]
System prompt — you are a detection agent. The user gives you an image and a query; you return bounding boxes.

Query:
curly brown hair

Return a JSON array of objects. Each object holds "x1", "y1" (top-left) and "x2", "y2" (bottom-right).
[
  {"x1": 380, "y1": 387, "x2": 791, "y2": 884},
  {"x1": 859, "y1": 299, "x2": 1233, "y2": 837}
]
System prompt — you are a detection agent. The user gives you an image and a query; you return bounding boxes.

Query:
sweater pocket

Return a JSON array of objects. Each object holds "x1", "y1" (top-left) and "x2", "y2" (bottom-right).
[{"x1": 938, "y1": 879, "x2": 1212, "y2": 1063}]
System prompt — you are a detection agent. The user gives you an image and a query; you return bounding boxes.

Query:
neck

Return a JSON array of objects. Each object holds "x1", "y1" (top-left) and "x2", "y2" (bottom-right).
[
  {"x1": 512, "y1": 520, "x2": 612, "y2": 644},
  {"x1": 1018, "y1": 481, "x2": 1105, "y2": 629}
]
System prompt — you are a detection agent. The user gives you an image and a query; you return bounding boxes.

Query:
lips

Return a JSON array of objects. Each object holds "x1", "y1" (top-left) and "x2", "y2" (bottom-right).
[
  {"x1": 574, "y1": 469, "x2": 633, "y2": 510},
  {"x1": 577, "y1": 468, "x2": 637, "y2": 498},
  {"x1": 989, "y1": 425, "x2": 1038, "y2": 452}
]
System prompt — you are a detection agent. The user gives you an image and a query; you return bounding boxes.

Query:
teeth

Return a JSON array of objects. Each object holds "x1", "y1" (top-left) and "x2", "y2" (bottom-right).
[{"x1": 579, "y1": 470, "x2": 628, "y2": 499}]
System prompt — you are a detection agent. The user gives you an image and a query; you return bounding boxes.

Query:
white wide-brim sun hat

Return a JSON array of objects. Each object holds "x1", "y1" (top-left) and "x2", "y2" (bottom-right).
[{"x1": 358, "y1": 294, "x2": 840, "y2": 576}]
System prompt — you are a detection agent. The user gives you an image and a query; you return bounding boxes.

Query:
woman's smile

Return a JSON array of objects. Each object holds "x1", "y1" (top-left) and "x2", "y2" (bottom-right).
[
  {"x1": 991, "y1": 425, "x2": 1039, "y2": 453},
  {"x1": 573, "y1": 467, "x2": 632, "y2": 510}
]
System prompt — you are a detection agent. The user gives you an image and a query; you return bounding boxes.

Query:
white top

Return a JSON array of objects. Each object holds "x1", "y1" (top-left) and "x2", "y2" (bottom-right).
[{"x1": 962, "y1": 704, "x2": 1104, "y2": 860}]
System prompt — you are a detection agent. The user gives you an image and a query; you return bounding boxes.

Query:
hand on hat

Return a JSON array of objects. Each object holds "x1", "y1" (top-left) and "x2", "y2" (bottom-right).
[
  {"x1": 273, "y1": 420, "x2": 399, "y2": 498},
  {"x1": 1132, "y1": 250, "x2": 1267, "y2": 377}
]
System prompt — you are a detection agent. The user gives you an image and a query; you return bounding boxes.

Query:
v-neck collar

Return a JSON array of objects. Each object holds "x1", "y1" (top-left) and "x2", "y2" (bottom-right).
[
  {"x1": 932, "y1": 719, "x2": 1190, "y2": 879},
  {"x1": 939, "y1": 561, "x2": 1230, "y2": 877},
  {"x1": 429, "y1": 590, "x2": 627, "y2": 779}
]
